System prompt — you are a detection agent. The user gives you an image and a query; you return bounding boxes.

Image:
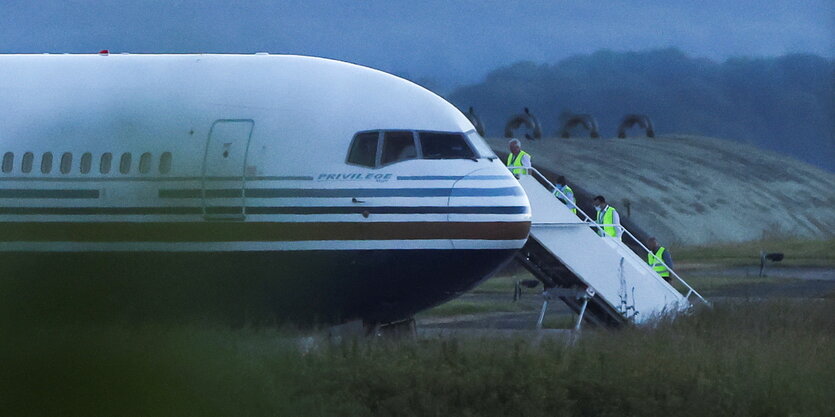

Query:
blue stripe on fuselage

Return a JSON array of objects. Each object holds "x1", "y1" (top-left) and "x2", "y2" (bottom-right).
[{"x1": 159, "y1": 187, "x2": 524, "y2": 199}]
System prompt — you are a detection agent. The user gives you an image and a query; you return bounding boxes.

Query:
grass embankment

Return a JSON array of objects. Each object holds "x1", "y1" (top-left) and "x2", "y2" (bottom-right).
[
  {"x1": 2, "y1": 300, "x2": 833, "y2": 417},
  {"x1": 674, "y1": 274, "x2": 782, "y2": 292},
  {"x1": 676, "y1": 238, "x2": 835, "y2": 267}
]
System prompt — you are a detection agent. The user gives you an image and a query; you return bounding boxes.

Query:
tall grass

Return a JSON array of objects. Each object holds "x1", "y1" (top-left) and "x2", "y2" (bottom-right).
[{"x1": 2, "y1": 300, "x2": 832, "y2": 416}]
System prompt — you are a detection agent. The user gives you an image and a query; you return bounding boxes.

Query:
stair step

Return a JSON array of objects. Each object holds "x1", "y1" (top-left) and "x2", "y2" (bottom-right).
[{"x1": 515, "y1": 174, "x2": 693, "y2": 327}]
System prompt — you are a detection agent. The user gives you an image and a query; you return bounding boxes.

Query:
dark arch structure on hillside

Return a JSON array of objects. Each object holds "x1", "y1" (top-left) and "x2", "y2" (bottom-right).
[
  {"x1": 559, "y1": 114, "x2": 600, "y2": 138},
  {"x1": 617, "y1": 114, "x2": 655, "y2": 138},
  {"x1": 464, "y1": 107, "x2": 486, "y2": 136},
  {"x1": 504, "y1": 108, "x2": 542, "y2": 140}
]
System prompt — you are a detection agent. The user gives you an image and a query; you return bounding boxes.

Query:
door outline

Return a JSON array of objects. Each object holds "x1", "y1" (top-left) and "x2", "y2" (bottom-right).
[{"x1": 201, "y1": 119, "x2": 254, "y2": 220}]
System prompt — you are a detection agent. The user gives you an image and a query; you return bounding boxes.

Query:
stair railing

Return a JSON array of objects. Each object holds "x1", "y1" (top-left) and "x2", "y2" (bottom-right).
[{"x1": 521, "y1": 167, "x2": 709, "y2": 306}]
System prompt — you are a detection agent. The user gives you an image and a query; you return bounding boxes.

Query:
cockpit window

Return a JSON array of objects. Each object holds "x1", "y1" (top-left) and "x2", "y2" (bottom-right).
[
  {"x1": 381, "y1": 131, "x2": 417, "y2": 166},
  {"x1": 347, "y1": 130, "x2": 482, "y2": 168},
  {"x1": 466, "y1": 130, "x2": 497, "y2": 159},
  {"x1": 419, "y1": 132, "x2": 476, "y2": 159},
  {"x1": 347, "y1": 132, "x2": 379, "y2": 167}
]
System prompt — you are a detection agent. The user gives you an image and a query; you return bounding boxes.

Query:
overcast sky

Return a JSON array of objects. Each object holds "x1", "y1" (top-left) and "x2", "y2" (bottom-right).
[{"x1": 1, "y1": 0, "x2": 832, "y2": 88}]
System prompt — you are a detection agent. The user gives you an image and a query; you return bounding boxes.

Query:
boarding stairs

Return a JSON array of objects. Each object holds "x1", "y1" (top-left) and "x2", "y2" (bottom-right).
[{"x1": 515, "y1": 169, "x2": 708, "y2": 328}]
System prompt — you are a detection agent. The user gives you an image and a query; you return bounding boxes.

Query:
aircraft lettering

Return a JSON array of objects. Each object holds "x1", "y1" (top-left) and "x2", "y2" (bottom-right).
[
  {"x1": 365, "y1": 173, "x2": 392, "y2": 181},
  {"x1": 316, "y1": 173, "x2": 392, "y2": 182}
]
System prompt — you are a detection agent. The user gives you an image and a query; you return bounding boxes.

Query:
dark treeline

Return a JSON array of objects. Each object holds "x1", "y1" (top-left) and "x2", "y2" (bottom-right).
[{"x1": 447, "y1": 48, "x2": 834, "y2": 170}]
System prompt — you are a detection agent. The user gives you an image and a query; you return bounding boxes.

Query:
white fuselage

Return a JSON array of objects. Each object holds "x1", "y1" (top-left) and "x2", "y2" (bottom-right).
[{"x1": 0, "y1": 54, "x2": 530, "y2": 324}]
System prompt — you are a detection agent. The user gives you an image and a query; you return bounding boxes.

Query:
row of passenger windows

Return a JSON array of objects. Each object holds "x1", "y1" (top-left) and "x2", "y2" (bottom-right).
[
  {"x1": 1, "y1": 151, "x2": 173, "y2": 175},
  {"x1": 347, "y1": 130, "x2": 478, "y2": 168}
]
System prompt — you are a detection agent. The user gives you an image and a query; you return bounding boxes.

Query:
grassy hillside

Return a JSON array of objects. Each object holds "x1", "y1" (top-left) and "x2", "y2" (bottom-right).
[{"x1": 488, "y1": 135, "x2": 835, "y2": 245}]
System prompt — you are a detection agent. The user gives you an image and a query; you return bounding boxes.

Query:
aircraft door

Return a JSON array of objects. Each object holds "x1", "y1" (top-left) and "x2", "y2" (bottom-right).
[{"x1": 202, "y1": 119, "x2": 254, "y2": 220}]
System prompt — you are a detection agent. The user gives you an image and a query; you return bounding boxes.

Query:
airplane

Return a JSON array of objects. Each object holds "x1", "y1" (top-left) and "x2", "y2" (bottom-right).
[{"x1": 0, "y1": 53, "x2": 531, "y2": 327}]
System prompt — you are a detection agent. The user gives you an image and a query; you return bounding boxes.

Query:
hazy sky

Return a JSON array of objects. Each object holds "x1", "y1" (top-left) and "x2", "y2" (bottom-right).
[{"x1": 1, "y1": 0, "x2": 831, "y2": 88}]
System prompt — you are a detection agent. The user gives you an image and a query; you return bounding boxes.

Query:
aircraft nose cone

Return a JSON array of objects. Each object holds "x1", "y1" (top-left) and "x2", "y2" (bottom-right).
[{"x1": 447, "y1": 168, "x2": 531, "y2": 249}]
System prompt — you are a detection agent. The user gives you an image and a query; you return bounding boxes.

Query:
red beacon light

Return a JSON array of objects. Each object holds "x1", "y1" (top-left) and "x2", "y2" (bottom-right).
[{"x1": 98, "y1": 49, "x2": 109, "y2": 55}]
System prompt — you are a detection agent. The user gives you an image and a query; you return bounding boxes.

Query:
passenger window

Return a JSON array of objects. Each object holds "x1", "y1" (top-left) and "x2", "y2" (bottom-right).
[
  {"x1": 80, "y1": 152, "x2": 92, "y2": 174},
  {"x1": 347, "y1": 132, "x2": 379, "y2": 167},
  {"x1": 100, "y1": 153, "x2": 112, "y2": 174},
  {"x1": 419, "y1": 132, "x2": 476, "y2": 159},
  {"x1": 21, "y1": 152, "x2": 33, "y2": 173},
  {"x1": 2, "y1": 152, "x2": 12, "y2": 173},
  {"x1": 381, "y1": 131, "x2": 418, "y2": 165},
  {"x1": 41, "y1": 152, "x2": 53, "y2": 174},
  {"x1": 60, "y1": 152, "x2": 72, "y2": 174},
  {"x1": 139, "y1": 152, "x2": 152, "y2": 174},
  {"x1": 159, "y1": 152, "x2": 172, "y2": 174},
  {"x1": 119, "y1": 153, "x2": 132, "y2": 174}
]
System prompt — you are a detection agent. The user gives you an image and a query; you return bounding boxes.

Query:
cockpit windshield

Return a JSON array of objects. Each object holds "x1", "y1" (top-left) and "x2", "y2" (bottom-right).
[
  {"x1": 419, "y1": 132, "x2": 475, "y2": 160},
  {"x1": 346, "y1": 129, "x2": 492, "y2": 168},
  {"x1": 465, "y1": 130, "x2": 497, "y2": 159}
]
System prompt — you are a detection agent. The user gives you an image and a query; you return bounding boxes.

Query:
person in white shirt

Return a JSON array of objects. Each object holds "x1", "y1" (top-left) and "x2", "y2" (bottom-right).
[{"x1": 506, "y1": 138, "x2": 531, "y2": 176}]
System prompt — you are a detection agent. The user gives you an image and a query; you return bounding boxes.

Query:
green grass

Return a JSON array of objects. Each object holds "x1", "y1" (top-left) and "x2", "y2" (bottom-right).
[
  {"x1": 0, "y1": 324, "x2": 300, "y2": 417},
  {"x1": 672, "y1": 274, "x2": 785, "y2": 292},
  {"x1": 676, "y1": 238, "x2": 835, "y2": 266},
  {"x1": 2, "y1": 300, "x2": 833, "y2": 417},
  {"x1": 1, "y1": 240, "x2": 831, "y2": 416},
  {"x1": 539, "y1": 315, "x2": 577, "y2": 329},
  {"x1": 469, "y1": 276, "x2": 519, "y2": 293}
]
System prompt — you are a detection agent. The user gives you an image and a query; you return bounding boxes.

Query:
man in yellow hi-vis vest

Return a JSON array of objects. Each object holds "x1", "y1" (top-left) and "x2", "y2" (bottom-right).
[
  {"x1": 506, "y1": 138, "x2": 531, "y2": 176},
  {"x1": 593, "y1": 195, "x2": 622, "y2": 241},
  {"x1": 647, "y1": 237, "x2": 673, "y2": 282},
  {"x1": 554, "y1": 175, "x2": 577, "y2": 215}
]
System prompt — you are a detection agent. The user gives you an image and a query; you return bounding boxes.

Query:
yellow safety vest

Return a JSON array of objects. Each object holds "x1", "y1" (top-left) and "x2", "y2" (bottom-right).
[
  {"x1": 506, "y1": 151, "x2": 530, "y2": 175},
  {"x1": 647, "y1": 247, "x2": 670, "y2": 277},
  {"x1": 596, "y1": 205, "x2": 617, "y2": 238},
  {"x1": 555, "y1": 185, "x2": 577, "y2": 214}
]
